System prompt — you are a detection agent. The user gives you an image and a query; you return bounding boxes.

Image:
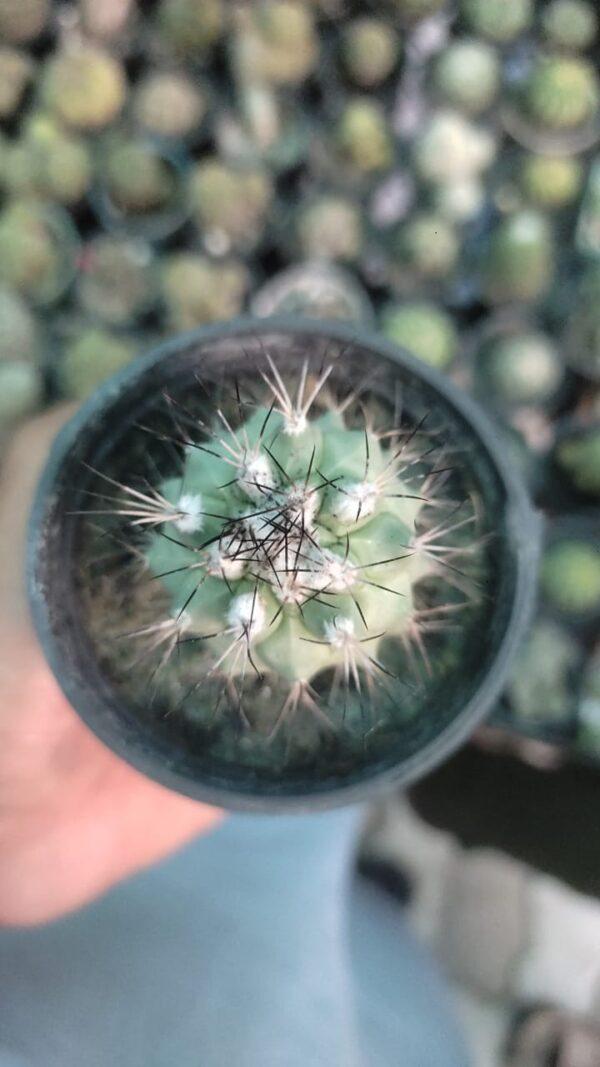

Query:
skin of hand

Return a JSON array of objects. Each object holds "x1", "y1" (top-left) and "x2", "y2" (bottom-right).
[{"x1": 0, "y1": 407, "x2": 223, "y2": 927}]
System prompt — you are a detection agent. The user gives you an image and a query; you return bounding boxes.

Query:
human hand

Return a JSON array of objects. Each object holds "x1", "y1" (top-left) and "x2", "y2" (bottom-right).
[{"x1": 0, "y1": 408, "x2": 222, "y2": 926}]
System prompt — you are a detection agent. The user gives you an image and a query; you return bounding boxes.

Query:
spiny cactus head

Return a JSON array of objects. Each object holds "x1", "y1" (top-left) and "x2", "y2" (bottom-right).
[
  {"x1": 297, "y1": 196, "x2": 363, "y2": 263},
  {"x1": 555, "y1": 425, "x2": 600, "y2": 498},
  {"x1": 433, "y1": 177, "x2": 485, "y2": 223},
  {"x1": 77, "y1": 236, "x2": 157, "y2": 327},
  {"x1": 160, "y1": 253, "x2": 249, "y2": 330},
  {"x1": 413, "y1": 110, "x2": 496, "y2": 184},
  {"x1": 381, "y1": 302, "x2": 458, "y2": 371},
  {"x1": 103, "y1": 139, "x2": 177, "y2": 216},
  {"x1": 482, "y1": 210, "x2": 555, "y2": 305},
  {"x1": 188, "y1": 158, "x2": 273, "y2": 254},
  {"x1": 0, "y1": 285, "x2": 40, "y2": 364},
  {"x1": 59, "y1": 326, "x2": 138, "y2": 401},
  {"x1": 41, "y1": 44, "x2": 126, "y2": 131},
  {"x1": 541, "y1": 0, "x2": 598, "y2": 51},
  {"x1": 232, "y1": 0, "x2": 318, "y2": 87},
  {"x1": 433, "y1": 39, "x2": 501, "y2": 116},
  {"x1": 0, "y1": 199, "x2": 78, "y2": 305},
  {"x1": 51, "y1": 325, "x2": 524, "y2": 802},
  {"x1": 477, "y1": 330, "x2": 564, "y2": 408},
  {"x1": 519, "y1": 153, "x2": 583, "y2": 209},
  {"x1": 541, "y1": 539, "x2": 600, "y2": 616},
  {"x1": 157, "y1": 0, "x2": 224, "y2": 56},
  {"x1": 460, "y1": 0, "x2": 533, "y2": 42},
  {"x1": 0, "y1": 360, "x2": 42, "y2": 429},
  {"x1": 132, "y1": 71, "x2": 208, "y2": 141},
  {"x1": 507, "y1": 618, "x2": 580, "y2": 723},
  {"x1": 336, "y1": 98, "x2": 394, "y2": 175},
  {"x1": 340, "y1": 18, "x2": 400, "y2": 89},
  {"x1": 524, "y1": 54, "x2": 600, "y2": 131},
  {"x1": 0, "y1": 0, "x2": 48, "y2": 43},
  {"x1": 396, "y1": 212, "x2": 459, "y2": 280},
  {"x1": 0, "y1": 46, "x2": 33, "y2": 118}
]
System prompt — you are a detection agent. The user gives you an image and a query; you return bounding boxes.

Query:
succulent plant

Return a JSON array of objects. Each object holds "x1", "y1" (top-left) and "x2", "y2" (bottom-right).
[
  {"x1": 413, "y1": 110, "x2": 496, "y2": 184},
  {"x1": 340, "y1": 18, "x2": 400, "y2": 89},
  {"x1": 482, "y1": 210, "x2": 555, "y2": 305},
  {"x1": 58, "y1": 326, "x2": 138, "y2": 401},
  {"x1": 523, "y1": 54, "x2": 599, "y2": 131},
  {"x1": 160, "y1": 253, "x2": 249, "y2": 330},
  {"x1": 102, "y1": 138, "x2": 177, "y2": 215},
  {"x1": 5, "y1": 113, "x2": 94, "y2": 205},
  {"x1": 562, "y1": 266, "x2": 600, "y2": 379},
  {"x1": 132, "y1": 71, "x2": 208, "y2": 141},
  {"x1": 519, "y1": 153, "x2": 583, "y2": 209},
  {"x1": 0, "y1": 47, "x2": 33, "y2": 119},
  {"x1": 395, "y1": 212, "x2": 459, "y2": 281},
  {"x1": 77, "y1": 236, "x2": 157, "y2": 327},
  {"x1": 251, "y1": 262, "x2": 374, "y2": 324},
  {"x1": 433, "y1": 38, "x2": 500, "y2": 116},
  {"x1": 554, "y1": 424, "x2": 600, "y2": 498},
  {"x1": 79, "y1": 0, "x2": 135, "y2": 41},
  {"x1": 432, "y1": 178, "x2": 486, "y2": 223},
  {"x1": 188, "y1": 158, "x2": 273, "y2": 255},
  {"x1": 541, "y1": 539, "x2": 600, "y2": 616},
  {"x1": 156, "y1": 0, "x2": 224, "y2": 57},
  {"x1": 231, "y1": 0, "x2": 318, "y2": 87},
  {"x1": 0, "y1": 199, "x2": 78, "y2": 305},
  {"x1": 296, "y1": 196, "x2": 363, "y2": 263},
  {"x1": 0, "y1": 0, "x2": 48, "y2": 44},
  {"x1": 506, "y1": 618, "x2": 580, "y2": 725},
  {"x1": 541, "y1": 0, "x2": 598, "y2": 51},
  {"x1": 460, "y1": 0, "x2": 533, "y2": 43},
  {"x1": 0, "y1": 285, "x2": 41, "y2": 365},
  {"x1": 381, "y1": 302, "x2": 458, "y2": 370},
  {"x1": 0, "y1": 360, "x2": 42, "y2": 429},
  {"x1": 477, "y1": 330, "x2": 564, "y2": 407},
  {"x1": 41, "y1": 43, "x2": 126, "y2": 131},
  {"x1": 336, "y1": 98, "x2": 394, "y2": 176}
]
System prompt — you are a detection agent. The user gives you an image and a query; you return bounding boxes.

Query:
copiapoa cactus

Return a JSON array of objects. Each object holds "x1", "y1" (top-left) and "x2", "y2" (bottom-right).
[
  {"x1": 156, "y1": 0, "x2": 224, "y2": 58},
  {"x1": 541, "y1": 539, "x2": 600, "y2": 616},
  {"x1": 519, "y1": 153, "x2": 583, "y2": 210},
  {"x1": 433, "y1": 39, "x2": 500, "y2": 116},
  {"x1": 296, "y1": 195, "x2": 363, "y2": 263},
  {"x1": 76, "y1": 236, "x2": 157, "y2": 327},
  {"x1": 160, "y1": 253, "x2": 249, "y2": 330},
  {"x1": 413, "y1": 110, "x2": 496, "y2": 185},
  {"x1": 562, "y1": 266, "x2": 600, "y2": 380},
  {"x1": 340, "y1": 18, "x2": 400, "y2": 89},
  {"x1": 188, "y1": 157, "x2": 273, "y2": 255},
  {"x1": 381, "y1": 302, "x2": 458, "y2": 371},
  {"x1": 335, "y1": 98, "x2": 394, "y2": 177},
  {"x1": 132, "y1": 71, "x2": 208, "y2": 141},
  {"x1": 0, "y1": 198, "x2": 78, "y2": 305},
  {"x1": 460, "y1": 0, "x2": 533, "y2": 43},
  {"x1": 506, "y1": 618, "x2": 580, "y2": 727},
  {"x1": 476, "y1": 330, "x2": 564, "y2": 408},
  {"x1": 523, "y1": 54, "x2": 599, "y2": 131},
  {"x1": 41, "y1": 43, "x2": 126, "y2": 131},
  {"x1": 231, "y1": 0, "x2": 318, "y2": 87},
  {"x1": 482, "y1": 210, "x2": 555, "y2": 305},
  {"x1": 541, "y1": 0, "x2": 598, "y2": 52},
  {"x1": 395, "y1": 212, "x2": 459, "y2": 281},
  {"x1": 58, "y1": 326, "x2": 138, "y2": 401}
]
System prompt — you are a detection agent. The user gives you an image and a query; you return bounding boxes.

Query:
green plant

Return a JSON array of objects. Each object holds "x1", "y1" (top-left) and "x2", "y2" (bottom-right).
[
  {"x1": 160, "y1": 253, "x2": 249, "y2": 329},
  {"x1": 41, "y1": 44, "x2": 126, "y2": 131},
  {"x1": 482, "y1": 211, "x2": 555, "y2": 305},
  {"x1": 59, "y1": 327, "x2": 138, "y2": 401},
  {"x1": 381, "y1": 302, "x2": 458, "y2": 370},
  {"x1": 0, "y1": 199, "x2": 78, "y2": 305},
  {"x1": 336, "y1": 98, "x2": 394, "y2": 175},
  {"x1": 433, "y1": 39, "x2": 500, "y2": 115},
  {"x1": 297, "y1": 196, "x2": 363, "y2": 262},
  {"x1": 555, "y1": 426, "x2": 600, "y2": 498},
  {"x1": 396, "y1": 212, "x2": 459, "y2": 280},
  {"x1": 103, "y1": 139, "x2": 176, "y2": 216},
  {"x1": 132, "y1": 71, "x2": 208, "y2": 140},
  {"x1": 413, "y1": 110, "x2": 496, "y2": 184},
  {"x1": 507, "y1": 619, "x2": 580, "y2": 725},
  {"x1": 460, "y1": 0, "x2": 533, "y2": 42},
  {"x1": 0, "y1": 47, "x2": 33, "y2": 118},
  {"x1": 541, "y1": 539, "x2": 600, "y2": 615},
  {"x1": 524, "y1": 54, "x2": 599, "y2": 130},
  {"x1": 188, "y1": 158, "x2": 273, "y2": 254},
  {"x1": 478, "y1": 331, "x2": 564, "y2": 407},
  {"x1": 340, "y1": 18, "x2": 400, "y2": 89},
  {"x1": 231, "y1": 0, "x2": 318, "y2": 87},
  {"x1": 157, "y1": 0, "x2": 224, "y2": 57},
  {"x1": 77, "y1": 236, "x2": 157, "y2": 327},
  {"x1": 541, "y1": 0, "x2": 598, "y2": 51},
  {"x1": 519, "y1": 153, "x2": 583, "y2": 209}
]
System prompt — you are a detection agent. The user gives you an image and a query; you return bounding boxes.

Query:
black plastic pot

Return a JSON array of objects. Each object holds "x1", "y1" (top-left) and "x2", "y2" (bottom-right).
[{"x1": 28, "y1": 317, "x2": 540, "y2": 811}]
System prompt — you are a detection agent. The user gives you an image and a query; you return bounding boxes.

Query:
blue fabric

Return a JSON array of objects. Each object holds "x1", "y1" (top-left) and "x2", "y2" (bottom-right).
[{"x1": 0, "y1": 808, "x2": 468, "y2": 1067}]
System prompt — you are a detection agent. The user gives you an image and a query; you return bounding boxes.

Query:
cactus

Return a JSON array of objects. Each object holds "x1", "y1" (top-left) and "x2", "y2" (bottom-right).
[
  {"x1": 0, "y1": 47, "x2": 33, "y2": 119},
  {"x1": 433, "y1": 39, "x2": 500, "y2": 116},
  {"x1": 160, "y1": 253, "x2": 249, "y2": 330},
  {"x1": 103, "y1": 139, "x2": 176, "y2": 215},
  {"x1": 58, "y1": 327, "x2": 138, "y2": 401},
  {"x1": 541, "y1": 539, "x2": 600, "y2": 615},
  {"x1": 157, "y1": 0, "x2": 224, "y2": 57},
  {"x1": 77, "y1": 236, "x2": 157, "y2": 327},
  {"x1": 251, "y1": 262, "x2": 374, "y2": 324},
  {"x1": 524, "y1": 54, "x2": 599, "y2": 131},
  {"x1": 381, "y1": 302, "x2": 458, "y2": 370},
  {"x1": 0, "y1": 199, "x2": 78, "y2": 306},
  {"x1": 519, "y1": 153, "x2": 583, "y2": 209},
  {"x1": 0, "y1": 361, "x2": 42, "y2": 429},
  {"x1": 41, "y1": 44, "x2": 126, "y2": 131},
  {"x1": 482, "y1": 211, "x2": 555, "y2": 305},
  {"x1": 413, "y1": 110, "x2": 496, "y2": 184},
  {"x1": 460, "y1": 0, "x2": 533, "y2": 43},
  {"x1": 478, "y1": 331, "x2": 564, "y2": 407},
  {"x1": 340, "y1": 18, "x2": 400, "y2": 89},
  {"x1": 132, "y1": 71, "x2": 208, "y2": 141},
  {"x1": 90, "y1": 352, "x2": 484, "y2": 754},
  {"x1": 507, "y1": 619, "x2": 580, "y2": 725},
  {"x1": 296, "y1": 196, "x2": 363, "y2": 263},
  {"x1": 188, "y1": 158, "x2": 273, "y2": 254},
  {"x1": 336, "y1": 98, "x2": 394, "y2": 176},
  {"x1": 0, "y1": 286, "x2": 40, "y2": 365},
  {"x1": 0, "y1": 0, "x2": 48, "y2": 43},
  {"x1": 563, "y1": 266, "x2": 600, "y2": 380},
  {"x1": 231, "y1": 1, "x2": 318, "y2": 87},
  {"x1": 555, "y1": 426, "x2": 600, "y2": 498},
  {"x1": 396, "y1": 212, "x2": 459, "y2": 280},
  {"x1": 541, "y1": 0, "x2": 598, "y2": 51},
  {"x1": 433, "y1": 178, "x2": 485, "y2": 222}
]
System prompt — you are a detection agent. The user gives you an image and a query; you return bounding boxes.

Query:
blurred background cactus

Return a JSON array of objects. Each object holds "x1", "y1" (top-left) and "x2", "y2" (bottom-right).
[{"x1": 0, "y1": 0, "x2": 599, "y2": 763}]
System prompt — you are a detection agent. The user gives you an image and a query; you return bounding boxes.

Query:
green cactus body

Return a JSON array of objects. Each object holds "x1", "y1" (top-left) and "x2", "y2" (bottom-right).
[
  {"x1": 413, "y1": 110, "x2": 496, "y2": 184},
  {"x1": 577, "y1": 647, "x2": 600, "y2": 757},
  {"x1": 341, "y1": 19, "x2": 400, "y2": 89},
  {"x1": 157, "y1": 0, "x2": 224, "y2": 56},
  {"x1": 132, "y1": 72, "x2": 208, "y2": 141},
  {"x1": 77, "y1": 237, "x2": 157, "y2": 327},
  {"x1": 541, "y1": 0, "x2": 598, "y2": 51},
  {"x1": 519, "y1": 153, "x2": 583, "y2": 210},
  {"x1": 0, "y1": 199, "x2": 78, "y2": 305},
  {"x1": 0, "y1": 47, "x2": 33, "y2": 119},
  {"x1": 541, "y1": 539, "x2": 600, "y2": 615},
  {"x1": 104, "y1": 140, "x2": 176, "y2": 216},
  {"x1": 188, "y1": 158, "x2": 273, "y2": 254},
  {"x1": 555, "y1": 427, "x2": 600, "y2": 498},
  {"x1": 396, "y1": 212, "x2": 459, "y2": 280},
  {"x1": 433, "y1": 39, "x2": 500, "y2": 115},
  {"x1": 381, "y1": 302, "x2": 458, "y2": 370},
  {"x1": 297, "y1": 196, "x2": 363, "y2": 262},
  {"x1": 160, "y1": 253, "x2": 249, "y2": 330},
  {"x1": 0, "y1": 360, "x2": 42, "y2": 428},
  {"x1": 479, "y1": 331, "x2": 564, "y2": 407},
  {"x1": 138, "y1": 376, "x2": 440, "y2": 697},
  {"x1": 231, "y1": 1, "x2": 318, "y2": 87},
  {"x1": 507, "y1": 619, "x2": 580, "y2": 725},
  {"x1": 336, "y1": 98, "x2": 394, "y2": 176},
  {"x1": 524, "y1": 55, "x2": 599, "y2": 131},
  {"x1": 460, "y1": 0, "x2": 533, "y2": 43},
  {"x1": 41, "y1": 45, "x2": 126, "y2": 131},
  {"x1": 483, "y1": 211, "x2": 554, "y2": 305},
  {"x1": 59, "y1": 327, "x2": 138, "y2": 401}
]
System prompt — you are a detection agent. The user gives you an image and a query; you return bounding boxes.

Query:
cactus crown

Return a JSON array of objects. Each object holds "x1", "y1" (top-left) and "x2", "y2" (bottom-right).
[{"x1": 78, "y1": 337, "x2": 491, "y2": 780}]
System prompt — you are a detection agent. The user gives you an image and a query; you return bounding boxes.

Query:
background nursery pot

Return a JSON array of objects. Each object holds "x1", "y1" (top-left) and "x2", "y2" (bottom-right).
[{"x1": 28, "y1": 317, "x2": 539, "y2": 811}]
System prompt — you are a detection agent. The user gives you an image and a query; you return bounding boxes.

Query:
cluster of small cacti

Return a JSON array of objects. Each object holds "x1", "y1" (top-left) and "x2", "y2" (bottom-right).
[{"x1": 0, "y1": 0, "x2": 599, "y2": 760}]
